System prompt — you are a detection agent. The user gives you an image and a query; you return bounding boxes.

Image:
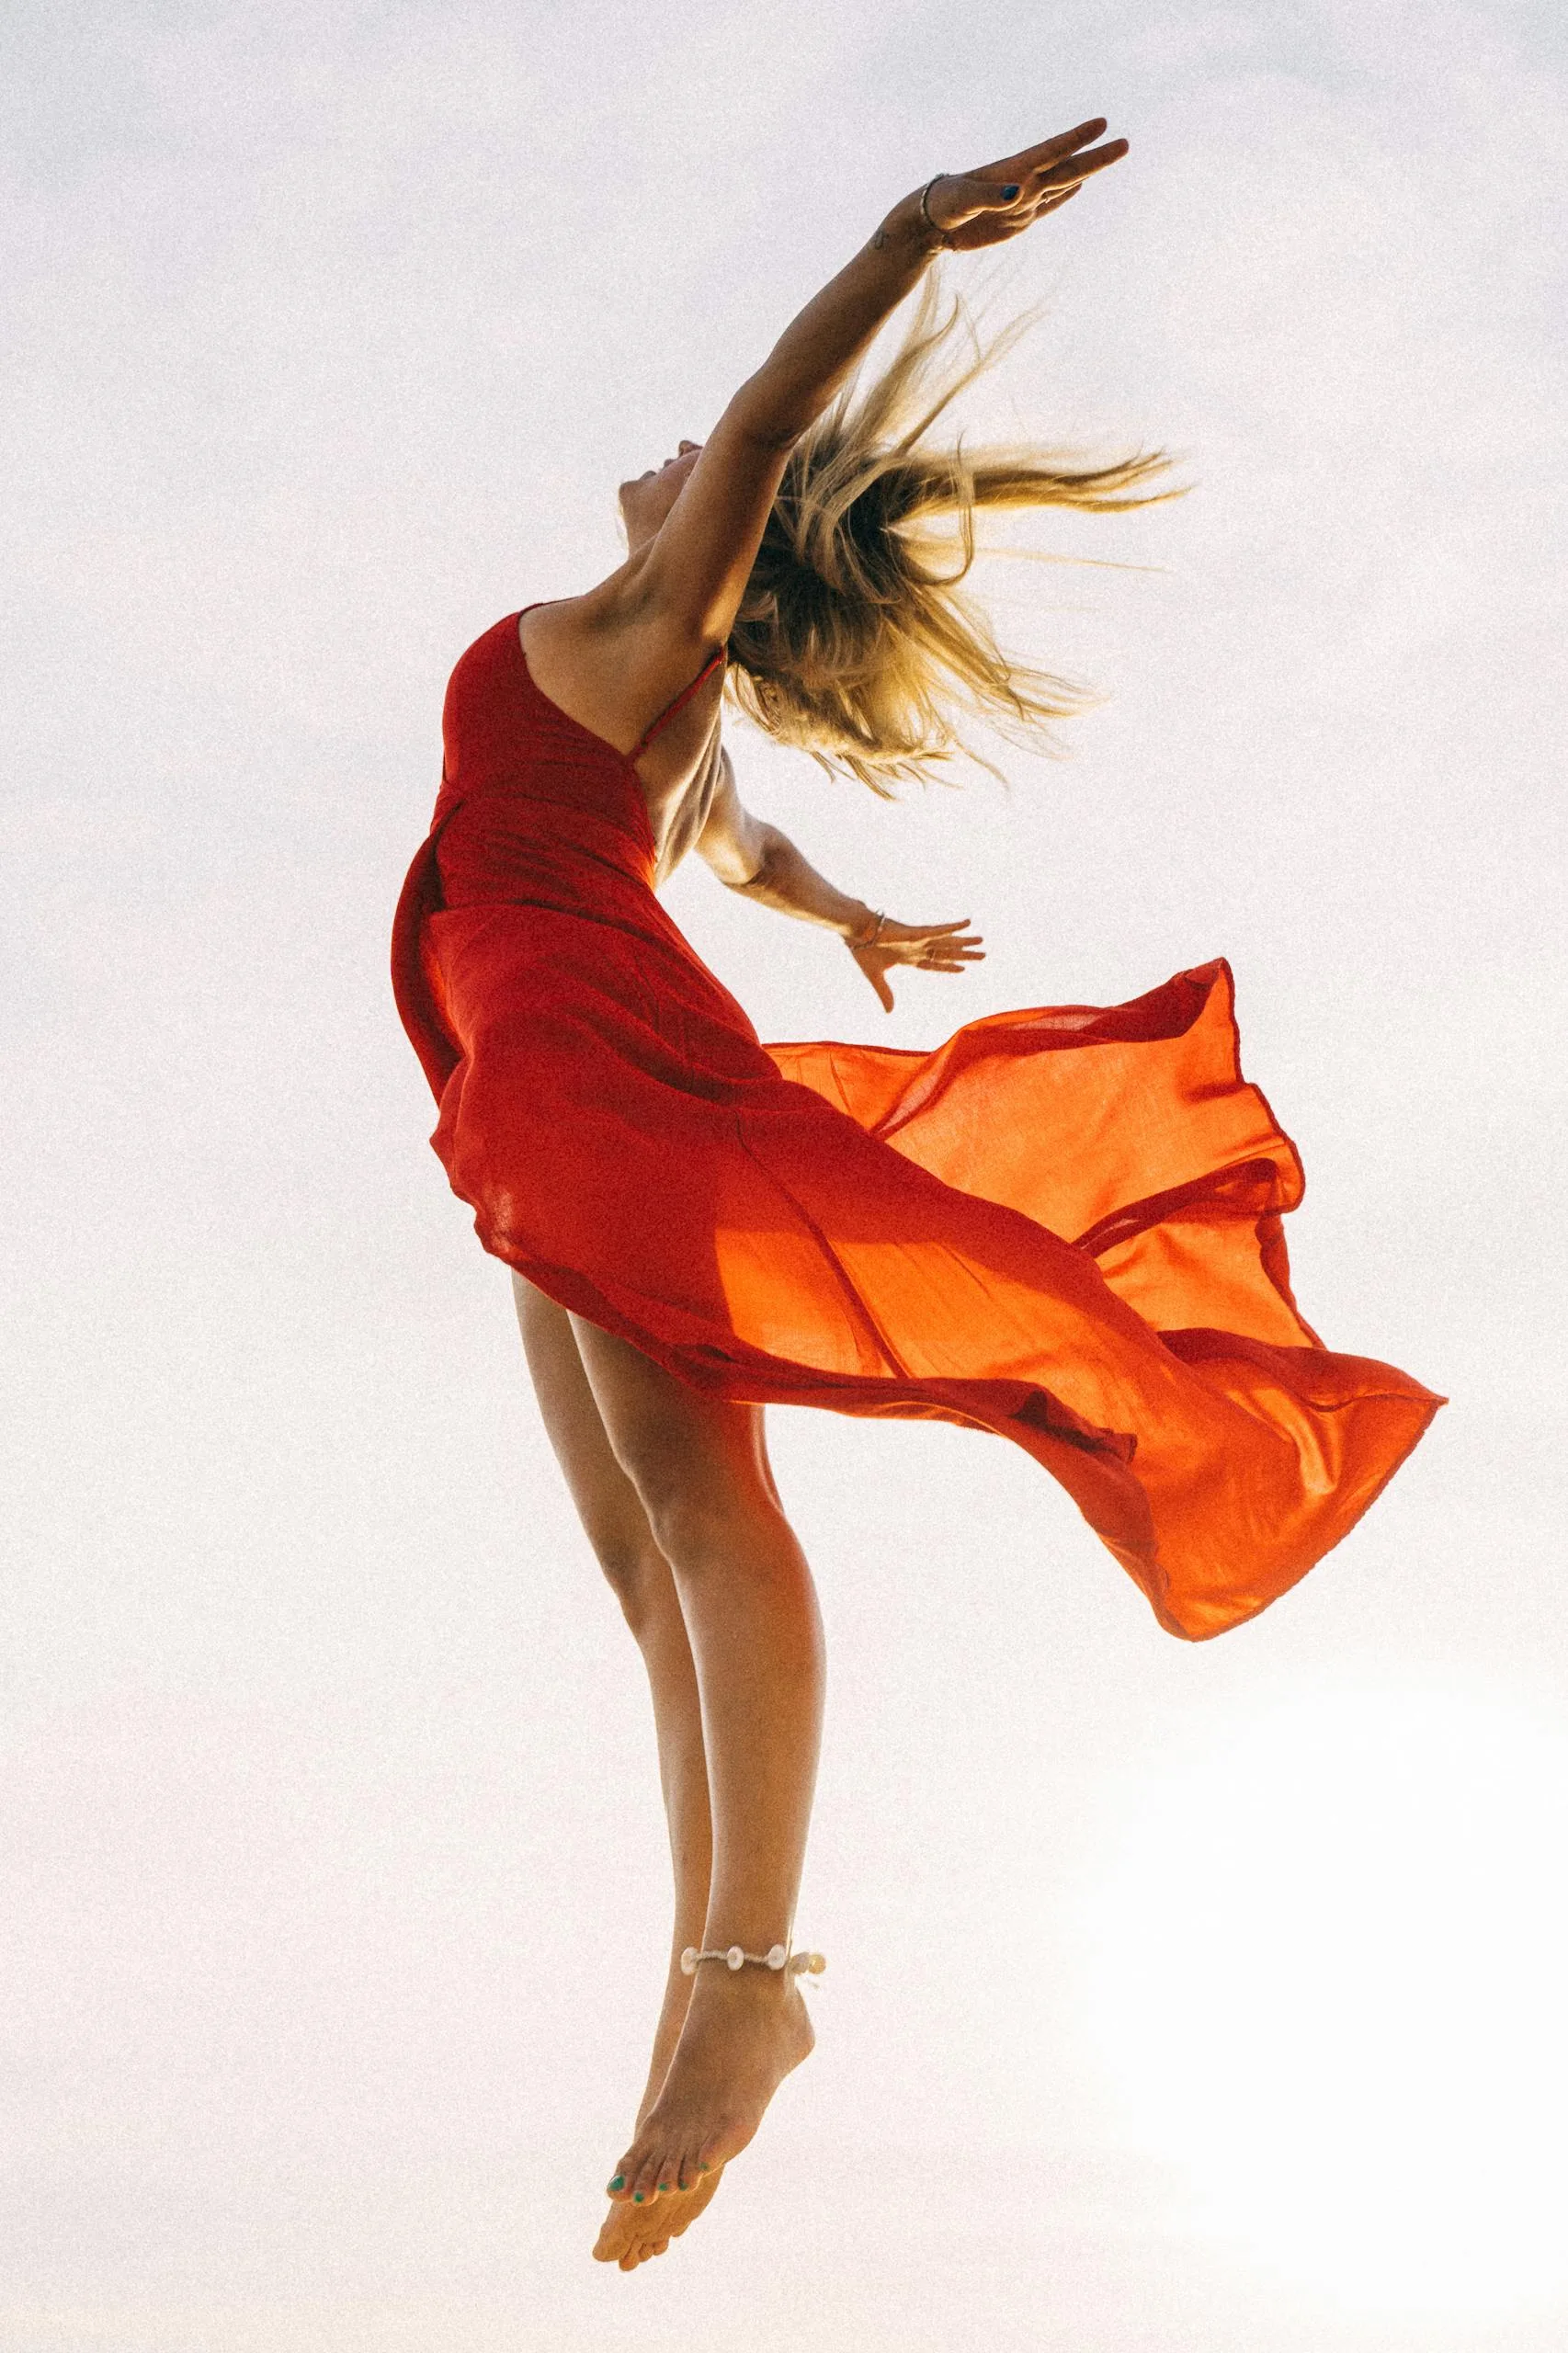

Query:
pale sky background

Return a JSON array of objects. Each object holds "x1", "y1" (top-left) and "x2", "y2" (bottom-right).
[{"x1": 4, "y1": 2, "x2": 1566, "y2": 2348}]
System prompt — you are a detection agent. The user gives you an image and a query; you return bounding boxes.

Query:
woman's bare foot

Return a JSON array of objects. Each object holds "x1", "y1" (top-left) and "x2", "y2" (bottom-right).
[
  {"x1": 593, "y1": 1960, "x2": 723, "y2": 2270},
  {"x1": 605, "y1": 1964, "x2": 814, "y2": 2213},
  {"x1": 595, "y1": 2161, "x2": 727, "y2": 2270}
]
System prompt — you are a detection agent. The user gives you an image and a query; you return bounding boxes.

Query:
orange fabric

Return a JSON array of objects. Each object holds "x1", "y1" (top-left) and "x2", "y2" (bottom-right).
[{"x1": 392, "y1": 614, "x2": 1442, "y2": 1640}]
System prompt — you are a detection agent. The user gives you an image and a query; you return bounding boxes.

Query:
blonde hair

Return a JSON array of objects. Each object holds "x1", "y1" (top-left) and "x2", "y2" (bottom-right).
[{"x1": 725, "y1": 277, "x2": 1180, "y2": 793}]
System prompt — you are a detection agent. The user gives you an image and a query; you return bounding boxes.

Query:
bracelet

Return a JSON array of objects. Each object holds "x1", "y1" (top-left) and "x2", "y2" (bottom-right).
[
  {"x1": 850, "y1": 908, "x2": 886, "y2": 949},
  {"x1": 919, "y1": 175, "x2": 953, "y2": 251}
]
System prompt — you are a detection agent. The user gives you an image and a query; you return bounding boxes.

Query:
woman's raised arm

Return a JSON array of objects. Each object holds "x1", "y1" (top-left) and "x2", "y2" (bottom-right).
[
  {"x1": 528, "y1": 121, "x2": 1129, "y2": 756},
  {"x1": 637, "y1": 120, "x2": 1128, "y2": 651}
]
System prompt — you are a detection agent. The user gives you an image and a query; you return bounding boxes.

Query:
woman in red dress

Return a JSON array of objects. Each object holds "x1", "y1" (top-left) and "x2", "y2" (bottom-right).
[{"x1": 392, "y1": 122, "x2": 1440, "y2": 2269}]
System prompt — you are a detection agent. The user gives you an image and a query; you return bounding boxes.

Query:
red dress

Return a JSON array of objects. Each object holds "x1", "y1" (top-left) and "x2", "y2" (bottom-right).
[{"x1": 392, "y1": 612, "x2": 1441, "y2": 1640}]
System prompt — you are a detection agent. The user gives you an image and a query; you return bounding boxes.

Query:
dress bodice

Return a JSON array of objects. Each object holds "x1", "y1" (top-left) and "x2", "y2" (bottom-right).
[{"x1": 433, "y1": 612, "x2": 659, "y2": 885}]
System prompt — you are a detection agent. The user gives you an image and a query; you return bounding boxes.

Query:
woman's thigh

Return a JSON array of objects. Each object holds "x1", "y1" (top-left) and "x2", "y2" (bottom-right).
[
  {"x1": 560, "y1": 1305, "x2": 780, "y2": 1540},
  {"x1": 511, "y1": 1271, "x2": 668, "y2": 1584}
]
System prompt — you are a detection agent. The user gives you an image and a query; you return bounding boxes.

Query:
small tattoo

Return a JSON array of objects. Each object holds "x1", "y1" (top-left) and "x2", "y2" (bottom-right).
[{"x1": 871, "y1": 225, "x2": 889, "y2": 250}]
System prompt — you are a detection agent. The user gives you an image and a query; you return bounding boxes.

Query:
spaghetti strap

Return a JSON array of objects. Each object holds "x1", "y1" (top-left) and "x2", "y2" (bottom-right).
[{"x1": 631, "y1": 649, "x2": 726, "y2": 759}]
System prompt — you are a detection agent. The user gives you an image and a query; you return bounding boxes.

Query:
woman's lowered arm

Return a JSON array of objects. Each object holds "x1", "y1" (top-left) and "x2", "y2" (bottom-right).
[{"x1": 697, "y1": 753, "x2": 984, "y2": 1013}]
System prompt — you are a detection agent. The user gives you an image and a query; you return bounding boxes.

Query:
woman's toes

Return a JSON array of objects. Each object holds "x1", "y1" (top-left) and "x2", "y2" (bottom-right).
[
  {"x1": 592, "y1": 2216, "x2": 628, "y2": 2263},
  {"x1": 613, "y1": 2157, "x2": 643, "y2": 2204}
]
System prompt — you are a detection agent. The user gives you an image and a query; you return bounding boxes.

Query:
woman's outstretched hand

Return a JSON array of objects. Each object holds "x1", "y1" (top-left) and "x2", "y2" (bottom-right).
[
  {"x1": 919, "y1": 119, "x2": 1128, "y2": 251},
  {"x1": 848, "y1": 916, "x2": 986, "y2": 1014}
]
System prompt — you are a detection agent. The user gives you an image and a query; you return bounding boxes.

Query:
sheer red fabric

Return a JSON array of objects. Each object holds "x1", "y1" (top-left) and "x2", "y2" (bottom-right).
[{"x1": 392, "y1": 613, "x2": 1441, "y2": 1639}]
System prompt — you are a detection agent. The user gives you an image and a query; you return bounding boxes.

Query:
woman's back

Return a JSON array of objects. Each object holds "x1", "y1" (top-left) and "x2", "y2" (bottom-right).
[{"x1": 517, "y1": 606, "x2": 729, "y2": 881}]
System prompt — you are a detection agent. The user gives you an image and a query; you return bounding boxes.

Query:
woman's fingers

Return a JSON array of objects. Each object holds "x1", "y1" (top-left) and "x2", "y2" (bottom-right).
[
  {"x1": 851, "y1": 915, "x2": 988, "y2": 1006},
  {"x1": 1033, "y1": 135, "x2": 1126, "y2": 191},
  {"x1": 929, "y1": 123, "x2": 1125, "y2": 245},
  {"x1": 886, "y1": 942, "x2": 986, "y2": 968},
  {"x1": 848, "y1": 941, "x2": 897, "y2": 1011},
  {"x1": 929, "y1": 172, "x2": 1029, "y2": 227},
  {"x1": 885, "y1": 920, "x2": 985, "y2": 949},
  {"x1": 993, "y1": 119, "x2": 1110, "y2": 177},
  {"x1": 956, "y1": 120, "x2": 1123, "y2": 203}
]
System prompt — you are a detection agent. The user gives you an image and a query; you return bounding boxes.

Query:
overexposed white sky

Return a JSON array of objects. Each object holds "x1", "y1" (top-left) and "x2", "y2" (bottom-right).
[{"x1": 4, "y1": 3, "x2": 1566, "y2": 2347}]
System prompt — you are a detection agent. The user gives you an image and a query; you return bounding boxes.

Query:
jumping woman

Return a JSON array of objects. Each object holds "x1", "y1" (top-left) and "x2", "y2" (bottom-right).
[{"x1": 392, "y1": 121, "x2": 1440, "y2": 2272}]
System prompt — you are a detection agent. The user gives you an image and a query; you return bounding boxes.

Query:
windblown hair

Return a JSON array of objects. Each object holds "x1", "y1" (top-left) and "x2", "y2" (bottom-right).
[{"x1": 726, "y1": 278, "x2": 1179, "y2": 793}]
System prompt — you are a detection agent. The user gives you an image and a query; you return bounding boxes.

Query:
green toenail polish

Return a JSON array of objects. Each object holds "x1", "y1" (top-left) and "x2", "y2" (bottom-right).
[
  {"x1": 633, "y1": 2192, "x2": 644, "y2": 2202},
  {"x1": 608, "y1": 2175, "x2": 625, "y2": 2192}
]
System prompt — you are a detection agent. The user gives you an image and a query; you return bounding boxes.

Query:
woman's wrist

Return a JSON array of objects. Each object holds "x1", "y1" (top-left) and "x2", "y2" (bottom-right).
[
  {"x1": 845, "y1": 903, "x2": 885, "y2": 949},
  {"x1": 871, "y1": 188, "x2": 948, "y2": 267},
  {"x1": 739, "y1": 184, "x2": 950, "y2": 447}
]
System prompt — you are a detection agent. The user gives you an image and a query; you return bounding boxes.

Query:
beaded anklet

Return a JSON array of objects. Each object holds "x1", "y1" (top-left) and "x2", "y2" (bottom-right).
[{"x1": 680, "y1": 1941, "x2": 826, "y2": 1977}]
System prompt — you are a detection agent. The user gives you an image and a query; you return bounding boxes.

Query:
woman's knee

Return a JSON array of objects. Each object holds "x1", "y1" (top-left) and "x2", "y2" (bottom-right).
[
  {"x1": 568, "y1": 1317, "x2": 776, "y2": 1569},
  {"x1": 623, "y1": 1448, "x2": 775, "y2": 1574},
  {"x1": 588, "y1": 1395, "x2": 686, "y2": 1525},
  {"x1": 586, "y1": 1523, "x2": 675, "y2": 1635}
]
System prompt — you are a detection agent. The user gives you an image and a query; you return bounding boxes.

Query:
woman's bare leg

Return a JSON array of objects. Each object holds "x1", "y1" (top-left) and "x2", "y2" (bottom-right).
[
  {"x1": 565, "y1": 1311, "x2": 826, "y2": 2211},
  {"x1": 511, "y1": 1275, "x2": 722, "y2": 2267}
]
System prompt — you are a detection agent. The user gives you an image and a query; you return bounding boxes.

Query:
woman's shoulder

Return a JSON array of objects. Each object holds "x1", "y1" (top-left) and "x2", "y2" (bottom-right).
[
  {"x1": 440, "y1": 609, "x2": 528, "y2": 725},
  {"x1": 448, "y1": 609, "x2": 526, "y2": 687}
]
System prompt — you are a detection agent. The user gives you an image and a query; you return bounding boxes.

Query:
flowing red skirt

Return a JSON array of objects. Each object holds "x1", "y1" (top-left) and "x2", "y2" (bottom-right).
[{"x1": 392, "y1": 614, "x2": 1441, "y2": 1640}]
